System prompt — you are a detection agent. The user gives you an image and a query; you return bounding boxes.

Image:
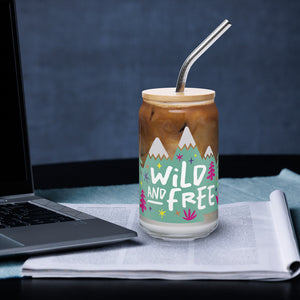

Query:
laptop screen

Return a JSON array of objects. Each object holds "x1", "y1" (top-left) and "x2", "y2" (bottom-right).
[{"x1": 0, "y1": 0, "x2": 33, "y2": 196}]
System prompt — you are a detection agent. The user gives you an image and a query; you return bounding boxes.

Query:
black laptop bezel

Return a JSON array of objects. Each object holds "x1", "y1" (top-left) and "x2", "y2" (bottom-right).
[{"x1": 0, "y1": 0, "x2": 34, "y2": 197}]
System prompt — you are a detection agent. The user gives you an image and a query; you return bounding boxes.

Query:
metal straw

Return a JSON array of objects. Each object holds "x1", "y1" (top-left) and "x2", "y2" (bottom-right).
[{"x1": 175, "y1": 19, "x2": 231, "y2": 93}]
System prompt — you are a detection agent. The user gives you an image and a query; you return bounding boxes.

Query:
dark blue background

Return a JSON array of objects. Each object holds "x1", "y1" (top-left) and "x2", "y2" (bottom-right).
[{"x1": 15, "y1": 0, "x2": 300, "y2": 164}]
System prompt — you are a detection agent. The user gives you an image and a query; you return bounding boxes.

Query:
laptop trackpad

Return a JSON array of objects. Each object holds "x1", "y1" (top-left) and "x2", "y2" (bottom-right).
[{"x1": 0, "y1": 234, "x2": 23, "y2": 249}]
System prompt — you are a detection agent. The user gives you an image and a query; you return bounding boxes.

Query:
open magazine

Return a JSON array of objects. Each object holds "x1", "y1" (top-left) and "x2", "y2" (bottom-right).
[{"x1": 22, "y1": 190, "x2": 300, "y2": 281}]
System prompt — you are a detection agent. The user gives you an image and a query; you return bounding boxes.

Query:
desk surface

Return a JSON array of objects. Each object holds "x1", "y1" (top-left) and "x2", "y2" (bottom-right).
[
  {"x1": 2, "y1": 155, "x2": 300, "y2": 300},
  {"x1": 33, "y1": 154, "x2": 300, "y2": 189}
]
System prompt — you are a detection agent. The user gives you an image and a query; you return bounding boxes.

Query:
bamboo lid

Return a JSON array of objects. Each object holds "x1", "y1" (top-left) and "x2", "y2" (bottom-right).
[{"x1": 142, "y1": 87, "x2": 215, "y2": 102}]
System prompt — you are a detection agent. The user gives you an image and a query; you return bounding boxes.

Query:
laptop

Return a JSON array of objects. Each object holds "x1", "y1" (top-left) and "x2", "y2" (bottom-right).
[{"x1": 0, "y1": 0, "x2": 137, "y2": 258}]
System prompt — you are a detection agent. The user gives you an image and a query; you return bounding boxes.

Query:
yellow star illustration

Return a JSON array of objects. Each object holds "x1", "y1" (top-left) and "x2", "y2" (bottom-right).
[
  {"x1": 158, "y1": 209, "x2": 166, "y2": 218},
  {"x1": 175, "y1": 210, "x2": 181, "y2": 216},
  {"x1": 194, "y1": 154, "x2": 197, "y2": 157},
  {"x1": 140, "y1": 181, "x2": 143, "y2": 187},
  {"x1": 157, "y1": 163, "x2": 162, "y2": 169}
]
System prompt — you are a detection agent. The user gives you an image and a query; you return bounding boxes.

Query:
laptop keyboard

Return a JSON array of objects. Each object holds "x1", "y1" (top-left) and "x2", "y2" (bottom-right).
[{"x1": 0, "y1": 202, "x2": 74, "y2": 228}]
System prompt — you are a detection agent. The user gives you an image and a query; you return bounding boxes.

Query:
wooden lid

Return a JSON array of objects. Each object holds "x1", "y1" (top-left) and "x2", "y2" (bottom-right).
[{"x1": 142, "y1": 87, "x2": 215, "y2": 102}]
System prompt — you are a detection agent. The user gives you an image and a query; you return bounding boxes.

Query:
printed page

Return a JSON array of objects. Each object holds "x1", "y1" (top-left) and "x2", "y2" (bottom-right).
[
  {"x1": 269, "y1": 190, "x2": 300, "y2": 276},
  {"x1": 22, "y1": 201, "x2": 297, "y2": 280}
]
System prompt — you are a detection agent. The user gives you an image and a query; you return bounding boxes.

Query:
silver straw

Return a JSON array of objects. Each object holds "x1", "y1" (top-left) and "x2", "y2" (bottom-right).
[{"x1": 175, "y1": 19, "x2": 231, "y2": 93}]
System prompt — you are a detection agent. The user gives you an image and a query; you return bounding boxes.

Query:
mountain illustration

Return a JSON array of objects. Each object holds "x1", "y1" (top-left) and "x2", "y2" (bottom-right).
[
  {"x1": 149, "y1": 137, "x2": 169, "y2": 159},
  {"x1": 178, "y1": 127, "x2": 196, "y2": 149},
  {"x1": 204, "y1": 146, "x2": 214, "y2": 158}
]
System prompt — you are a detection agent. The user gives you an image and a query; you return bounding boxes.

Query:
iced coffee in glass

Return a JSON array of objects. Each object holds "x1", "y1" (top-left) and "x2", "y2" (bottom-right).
[{"x1": 139, "y1": 87, "x2": 218, "y2": 239}]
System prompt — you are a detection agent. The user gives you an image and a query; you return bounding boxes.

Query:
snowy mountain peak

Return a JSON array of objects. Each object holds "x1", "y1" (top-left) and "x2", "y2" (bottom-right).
[
  {"x1": 149, "y1": 138, "x2": 169, "y2": 159},
  {"x1": 204, "y1": 146, "x2": 214, "y2": 158},
  {"x1": 178, "y1": 127, "x2": 196, "y2": 149}
]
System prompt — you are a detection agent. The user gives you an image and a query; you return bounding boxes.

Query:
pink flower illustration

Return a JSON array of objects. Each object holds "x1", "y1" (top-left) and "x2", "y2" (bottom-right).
[
  {"x1": 176, "y1": 154, "x2": 183, "y2": 162},
  {"x1": 183, "y1": 209, "x2": 197, "y2": 221}
]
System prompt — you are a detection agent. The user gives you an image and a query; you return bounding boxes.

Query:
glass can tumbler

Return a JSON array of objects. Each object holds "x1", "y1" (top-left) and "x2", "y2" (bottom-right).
[{"x1": 139, "y1": 88, "x2": 219, "y2": 239}]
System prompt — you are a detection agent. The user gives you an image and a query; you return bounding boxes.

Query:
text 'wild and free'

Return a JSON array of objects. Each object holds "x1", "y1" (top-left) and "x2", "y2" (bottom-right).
[{"x1": 147, "y1": 161, "x2": 216, "y2": 211}]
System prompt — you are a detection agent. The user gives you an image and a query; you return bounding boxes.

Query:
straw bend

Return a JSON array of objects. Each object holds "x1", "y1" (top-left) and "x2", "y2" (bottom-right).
[{"x1": 175, "y1": 19, "x2": 231, "y2": 93}]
